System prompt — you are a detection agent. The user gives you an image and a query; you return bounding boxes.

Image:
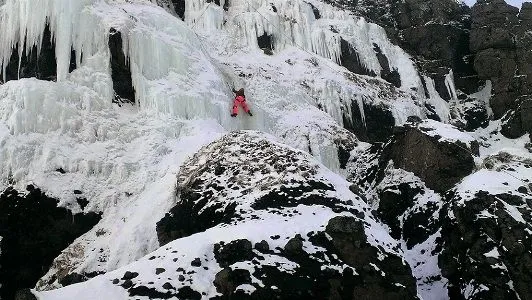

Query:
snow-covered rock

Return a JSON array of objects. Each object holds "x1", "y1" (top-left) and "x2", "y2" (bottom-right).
[{"x1": 439, "y1": 158, "x2": 532, "y2": 299}]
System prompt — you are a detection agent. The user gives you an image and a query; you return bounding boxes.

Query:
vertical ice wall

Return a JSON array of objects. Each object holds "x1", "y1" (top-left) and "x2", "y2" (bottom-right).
[
  {"x1": 185, "y1": 0, "x2": 424, "y2": 94},
  {"x1": 0, "y1": 0, "x2": 234, "y2": 118},
  {"x1": 0, "y1": 0, "x2": 102, "y2": 82}
]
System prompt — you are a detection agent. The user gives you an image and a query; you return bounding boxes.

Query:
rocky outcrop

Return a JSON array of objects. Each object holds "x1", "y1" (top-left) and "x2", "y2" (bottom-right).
[
  {"x1": 327, "y1": 0, "x2": 531, "y2": 134},
  {"x1": 439, "y1": 189, "x2": 532, "y2": 299},
  {"x1": 327, "y1": 0, "x2": 479, "y2": 98},
  {"x1": 450, "y1": 93, "x2": 490, "y2": 131},
  {"x1": 434, "y1": 151, "x2": 532, "y2": 299},
  {"x1": 156, "y1": 131, "x2": 352, "y2": 244},
  {"x1": 388, "y1": 120, "x2": 479, "y2": 192},
  {"x1": 208, "y1": 217, "x2": 418, "y2": 300},
  {"x1": 0, "y1": 185, "x2": 101, "y2": 300},
  {"x1": 470, "y1": 0, "x2": 532, "y2": 133},
  {"x1": 376, "y1": 169, "x2": 442, "y2": 248},
  {"x1": 501, "y1": 97, "x2": 532, "y2": 138},
  {"x1": 151, "y1": 131, "x2": 418, "y2": 299},
  {"x1": 396, "y1": 0, "x2": 477, "y2": 95},
  {"x1": 206, "y1": 216, "x2": 419, "y2": 299}
]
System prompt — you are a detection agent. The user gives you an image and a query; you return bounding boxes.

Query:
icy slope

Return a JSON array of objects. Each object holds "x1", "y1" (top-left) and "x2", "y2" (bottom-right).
[{"x1": 37, "y1": 131, "x2": 419, "y2": 300}]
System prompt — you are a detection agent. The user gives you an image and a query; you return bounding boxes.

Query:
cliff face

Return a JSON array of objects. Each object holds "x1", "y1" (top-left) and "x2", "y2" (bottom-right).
[
  {"x1": 0, "y1": 1, "x2": 531, "y2": 300},
  {"x1": 344, "y1": 0, "x2": 531, "y2": 139}
]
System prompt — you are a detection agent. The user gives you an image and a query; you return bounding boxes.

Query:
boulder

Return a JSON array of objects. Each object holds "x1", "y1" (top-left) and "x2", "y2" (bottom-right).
[
  {"x1": 156, "y1": 131, "x2": 357, "y2": 245},
  {"x1": 151, "y1": 131, "x2": 419, "y2": 299},
  {"x1": 388, "y1": 120, "x2": 478, "y2": 192}
]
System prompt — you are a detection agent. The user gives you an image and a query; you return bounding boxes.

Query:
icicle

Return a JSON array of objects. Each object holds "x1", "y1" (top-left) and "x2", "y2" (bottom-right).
[
  {"x1": 0, "y1": 0, "x2": 99, "y2": 82},
  {"x1": 444, "y1": 70, "x2": 458, "y2": 102},
  {"x1": 357, "y1": 95, "x2": 366, "y2": 128},
  {"x1": 424, "y1": 75, "x2": 450, "y2": 123}
]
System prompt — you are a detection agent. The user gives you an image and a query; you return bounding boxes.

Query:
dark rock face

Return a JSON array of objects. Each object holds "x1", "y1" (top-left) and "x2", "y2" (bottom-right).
[
  {"x1": 109, "y1": 28, "x2": 135, "y2": 103},
  {"x1": 14, "y1": 289, "x2": 37, "y2": 300},
  {"x1": 171, "y1": 0, "x2": 186, "y2": 19},
  {"x1": 328, "y1": 0, "x2": 480, "y2": 99},
  {"x1": 439, "y1": 190, "x2": 532, "y2": 299},
  {"x1": 501, "y1": 97, "x2": 532, "y2": 138},
  {"x1": 2, "y1": 24, "x2": 57, "y2": 82},
  {"x1": 326, "y1": 0, "x2": 532, "y2": 130},
  {"x1": 257, "y1": 33, "x2": 274, "y2": 51},
  {"x1": 347, "y1": 142, "x2": 390, "y2": 195},
  {"x1": 373, "y1": 43, "x2": 401, "y2": 88},
  {"x1": 394, "y1": 0, "x2": 479, "y2": 97},
  {"x1": 343, "y1": 99, "x2": 395, "y2": 143},
  {"x1": 52, "y1": 270, "x2": 100, "y2": 287},
  {"x1": 59, "y1": 273, "x2": 86, "y2": 286},
  {"x1": 340, "y1": 39, "x2": 402, "y2": 88},
  {"x1": 470, "y1": 0, "x2": 519, "y2": 53},
  {"x1": 340, "y1": 39, "x2": 376, "y2": 77},
  {"x1": 378, "y1": 182, "x2": 421, "y2": 239},
  {"x1": 470, "y1": 0, "x2": 532, "y2": 126},
  {"x1": 450, "y1": 94, "x2": 490, "y2": 131},
  {"x1": 0, "y1": 185, "x2": 101, "y2": 300},
  {"x1": 388, "y1": 122, "x2": 478, "y2": 192},
  {"x1": 376, "y1": 169, "x2": 443, "y2": 250}
]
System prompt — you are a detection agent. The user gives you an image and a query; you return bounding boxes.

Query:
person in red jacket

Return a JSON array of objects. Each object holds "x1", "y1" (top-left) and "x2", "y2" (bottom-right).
[{"x1": 231, "y1": 88, "x2": 253, "y2": 117}]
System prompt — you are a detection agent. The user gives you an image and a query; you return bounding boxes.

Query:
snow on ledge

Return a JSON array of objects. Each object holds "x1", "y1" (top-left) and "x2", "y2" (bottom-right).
[{"x1": 417, "y1": 119, "x2": 477, "y2": 149}]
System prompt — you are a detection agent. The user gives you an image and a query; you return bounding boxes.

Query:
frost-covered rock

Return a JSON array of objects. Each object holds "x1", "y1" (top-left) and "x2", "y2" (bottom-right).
[
  {"x1": 438, "y1": 158, "x2": 532, "y2": 299},
  {"x1": 156, "y1": 130, "x2": 361, "y2": 243}
]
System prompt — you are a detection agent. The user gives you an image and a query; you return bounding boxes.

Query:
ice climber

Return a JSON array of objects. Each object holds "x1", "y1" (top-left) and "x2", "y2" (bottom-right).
[{"x1": 231, "y1": 88, "x2": 253, "y2": 117}]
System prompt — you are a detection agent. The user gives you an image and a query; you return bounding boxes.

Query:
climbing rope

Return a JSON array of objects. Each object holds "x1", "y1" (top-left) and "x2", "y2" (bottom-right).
[{"x1": 190, "y1": 2, "x2": 212, "y2": 30}]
